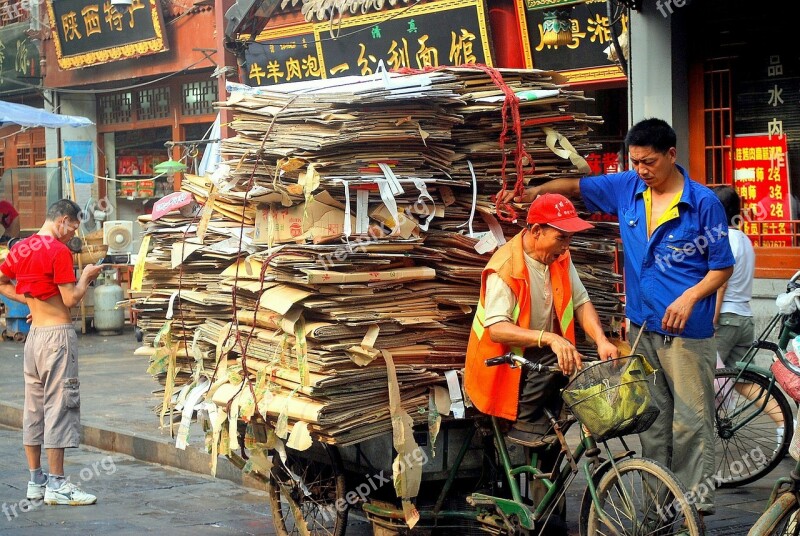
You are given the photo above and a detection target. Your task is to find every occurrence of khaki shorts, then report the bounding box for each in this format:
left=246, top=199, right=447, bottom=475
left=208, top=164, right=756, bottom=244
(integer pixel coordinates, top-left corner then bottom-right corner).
left=23, top=324, right=81, bottom=449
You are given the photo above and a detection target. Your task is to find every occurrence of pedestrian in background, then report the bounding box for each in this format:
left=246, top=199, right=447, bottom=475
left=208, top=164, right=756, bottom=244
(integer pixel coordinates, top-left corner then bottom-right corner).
left=507, top=118, right=734, bottom=516
left=712, top=185, right=755, bottom=368
left=0, top=199, right=102, bottom=506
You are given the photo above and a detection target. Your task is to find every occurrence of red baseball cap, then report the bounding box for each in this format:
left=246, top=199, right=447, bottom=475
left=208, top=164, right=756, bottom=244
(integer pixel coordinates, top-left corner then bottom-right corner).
left=526, top=193, right=594, bottom=233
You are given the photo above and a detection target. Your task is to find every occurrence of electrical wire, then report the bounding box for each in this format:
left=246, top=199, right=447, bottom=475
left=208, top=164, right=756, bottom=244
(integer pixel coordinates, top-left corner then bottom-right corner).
left=0, top=55, right=217, bottom=96
left=68, top=157, right=190, bottom=183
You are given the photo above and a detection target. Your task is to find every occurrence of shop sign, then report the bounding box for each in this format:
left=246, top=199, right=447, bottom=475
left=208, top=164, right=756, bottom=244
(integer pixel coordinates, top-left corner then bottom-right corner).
left=524, top=0, right=587, bottom=8
left=520, top=0, right=625, bottom=84
left=45, top=0, right=168, bottom=70
left=0, top=21, right=41, bottom=94
left=244, top=0, right=493, bottom=86
left=729, top=133, right=794, bottom=247
left=0, top=0, right=29, bottom=24
left=585, top=150, right=620, bottom=175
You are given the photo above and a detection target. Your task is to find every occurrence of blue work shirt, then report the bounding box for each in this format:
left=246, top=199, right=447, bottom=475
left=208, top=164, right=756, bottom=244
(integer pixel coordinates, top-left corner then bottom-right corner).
left=580, top=166, right=734, bottom=339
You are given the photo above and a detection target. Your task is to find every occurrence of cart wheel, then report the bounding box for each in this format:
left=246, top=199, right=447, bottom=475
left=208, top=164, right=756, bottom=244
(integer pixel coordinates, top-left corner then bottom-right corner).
left=1, top=330, right=7, bottom=341
left=268, top=443, right=348, bottom=536
left=13, top=332, right=25, bottom=342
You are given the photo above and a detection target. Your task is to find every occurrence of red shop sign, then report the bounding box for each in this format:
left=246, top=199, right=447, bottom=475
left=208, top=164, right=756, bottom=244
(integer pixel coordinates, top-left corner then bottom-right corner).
left=728, top=134, right=794, bottom=247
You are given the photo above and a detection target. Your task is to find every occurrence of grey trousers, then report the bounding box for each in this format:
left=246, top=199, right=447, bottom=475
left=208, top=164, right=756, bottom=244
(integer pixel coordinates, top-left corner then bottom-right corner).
left=630, top=324, right=717, bottom=514
left=715, top=312, right=755, bottom=368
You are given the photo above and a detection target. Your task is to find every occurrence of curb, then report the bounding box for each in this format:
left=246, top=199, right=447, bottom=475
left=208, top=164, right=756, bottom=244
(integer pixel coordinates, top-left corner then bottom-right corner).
left=0, top=402, right=265, bottom=491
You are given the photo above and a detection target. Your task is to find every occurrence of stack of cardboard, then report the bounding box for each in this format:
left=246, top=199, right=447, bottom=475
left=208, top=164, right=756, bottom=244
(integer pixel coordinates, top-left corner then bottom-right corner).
left=133, top=67, right=624, bottom=457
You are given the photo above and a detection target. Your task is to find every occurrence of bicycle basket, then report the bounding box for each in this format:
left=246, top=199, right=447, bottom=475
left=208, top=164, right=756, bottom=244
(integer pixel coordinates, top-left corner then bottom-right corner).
left=561, top=354, right=660, bottom=441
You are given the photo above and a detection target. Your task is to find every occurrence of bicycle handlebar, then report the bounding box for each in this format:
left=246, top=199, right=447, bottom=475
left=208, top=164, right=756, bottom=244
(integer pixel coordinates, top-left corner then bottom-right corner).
left=754, top=339, right=800, bottom=377
left=484, top=352, right=562, bottom=374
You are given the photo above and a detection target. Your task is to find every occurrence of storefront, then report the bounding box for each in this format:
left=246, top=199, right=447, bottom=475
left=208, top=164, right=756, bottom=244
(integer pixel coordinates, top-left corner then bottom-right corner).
left=0, top=9, right=51, bottom=232
left=225, top=0, right=630, bottom=173
left=94, top=74, right=217, bottom=244
left=38, top=0, right=229, bottom=251
left=683, top=1, right=800, bottom=278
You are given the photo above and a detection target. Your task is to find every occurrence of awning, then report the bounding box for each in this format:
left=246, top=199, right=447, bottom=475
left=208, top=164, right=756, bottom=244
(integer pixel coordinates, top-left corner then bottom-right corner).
left=0, top=100, right=94, bottom=128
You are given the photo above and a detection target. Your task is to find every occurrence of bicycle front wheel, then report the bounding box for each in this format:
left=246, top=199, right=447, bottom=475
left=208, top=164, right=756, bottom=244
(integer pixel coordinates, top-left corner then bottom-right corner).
left=715, top=367, right=793, bottom=487
left=747, top=492, right=800, bottom=535
left=585, top=458, right=702, bottom=536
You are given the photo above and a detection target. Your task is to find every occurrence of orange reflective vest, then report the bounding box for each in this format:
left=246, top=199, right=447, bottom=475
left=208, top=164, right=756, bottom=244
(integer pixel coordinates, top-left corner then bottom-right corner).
left=464, top=231, right=576, bottom=421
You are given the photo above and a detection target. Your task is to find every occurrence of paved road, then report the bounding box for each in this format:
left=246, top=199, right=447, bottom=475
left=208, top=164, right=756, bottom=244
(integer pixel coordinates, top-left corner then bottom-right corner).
left=0, top=327, right=794, bottom=534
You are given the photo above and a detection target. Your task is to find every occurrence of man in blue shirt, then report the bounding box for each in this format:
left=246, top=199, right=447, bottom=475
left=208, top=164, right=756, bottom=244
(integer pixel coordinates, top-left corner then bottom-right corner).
left=509, top=118, right=734, bottom=517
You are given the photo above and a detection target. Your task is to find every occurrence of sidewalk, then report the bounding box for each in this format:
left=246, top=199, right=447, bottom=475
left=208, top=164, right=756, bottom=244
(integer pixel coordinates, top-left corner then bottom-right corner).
left=0, top=326, right=793, bottom=534
left=0, top=424, right=272, bottom=535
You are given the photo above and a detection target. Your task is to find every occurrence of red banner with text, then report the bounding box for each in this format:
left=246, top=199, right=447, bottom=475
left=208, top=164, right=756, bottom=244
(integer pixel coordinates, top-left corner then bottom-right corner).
left=728, top=133, right=793, bottom=247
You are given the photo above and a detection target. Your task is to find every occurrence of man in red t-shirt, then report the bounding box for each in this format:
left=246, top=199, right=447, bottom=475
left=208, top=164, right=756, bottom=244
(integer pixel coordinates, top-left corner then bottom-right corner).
left=0, top=199, right=20, bottom=242
left=0, top=199, right=103, bottom=507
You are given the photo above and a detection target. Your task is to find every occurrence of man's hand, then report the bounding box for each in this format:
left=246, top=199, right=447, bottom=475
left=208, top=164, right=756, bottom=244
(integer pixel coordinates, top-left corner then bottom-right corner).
left=596, top=339, right=620, bottom=361
left=497, top=186, right=540, bottom=204
left=546, top=333, right=583, bottom=375
left=662, top=292, right=698, bottom=334
left=81, top=264, right=103, bottom=282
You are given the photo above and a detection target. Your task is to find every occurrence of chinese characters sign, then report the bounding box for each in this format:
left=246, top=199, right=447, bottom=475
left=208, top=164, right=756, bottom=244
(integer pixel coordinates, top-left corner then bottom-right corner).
left=585, top=150, right=620, bottom=175
left=244, top=0, right=492, bottom=86
left=731, top=134, right=794, bottom=247
left=0, top=22, right=41, bottom=95
left=45, top=0, right=168, bottom=70
left=0, top=0, right=28, bottom=24
left=522, top=0, right=625, bottom=84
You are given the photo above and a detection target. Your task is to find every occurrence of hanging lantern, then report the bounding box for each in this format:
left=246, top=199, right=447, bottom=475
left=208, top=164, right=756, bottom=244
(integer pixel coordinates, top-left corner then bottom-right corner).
left=541, top=9, right=573, bottom=47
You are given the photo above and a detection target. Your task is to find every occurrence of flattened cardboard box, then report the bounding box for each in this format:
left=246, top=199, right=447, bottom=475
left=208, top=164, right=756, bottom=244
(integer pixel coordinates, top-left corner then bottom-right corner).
left=253, top=191, right=355, bottom=244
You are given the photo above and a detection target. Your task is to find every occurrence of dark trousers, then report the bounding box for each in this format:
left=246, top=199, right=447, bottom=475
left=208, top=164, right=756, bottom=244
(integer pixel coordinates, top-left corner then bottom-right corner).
left=518, top=347, right=568, bottom=527
left=517, top=347, right=568, bottom=425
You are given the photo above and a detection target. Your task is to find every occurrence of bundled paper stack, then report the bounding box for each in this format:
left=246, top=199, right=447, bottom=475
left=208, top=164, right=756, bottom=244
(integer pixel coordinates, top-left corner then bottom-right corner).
left=133, top=67, right=624, bottom=455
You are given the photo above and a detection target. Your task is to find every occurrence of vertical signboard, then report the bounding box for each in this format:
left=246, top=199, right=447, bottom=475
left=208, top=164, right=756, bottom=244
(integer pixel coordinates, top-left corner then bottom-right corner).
left=0, top=22, right=41, bottom=94
left=731, top=133, right=794, bottom=247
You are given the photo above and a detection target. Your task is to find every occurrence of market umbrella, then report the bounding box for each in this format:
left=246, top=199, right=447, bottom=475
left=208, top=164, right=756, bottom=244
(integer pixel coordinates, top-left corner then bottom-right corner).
left=0, top=100, right=93, bottom=128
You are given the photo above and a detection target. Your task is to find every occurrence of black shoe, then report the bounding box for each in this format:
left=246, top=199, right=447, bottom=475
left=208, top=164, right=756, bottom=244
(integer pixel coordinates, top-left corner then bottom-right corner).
left=507, top=421, right=558, bottom=448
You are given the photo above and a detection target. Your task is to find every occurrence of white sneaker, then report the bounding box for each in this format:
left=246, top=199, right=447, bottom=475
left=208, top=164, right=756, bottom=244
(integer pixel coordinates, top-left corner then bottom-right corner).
left=26, top=481, right=45, bottom=500
left=44, top=481, right=97, bottom=506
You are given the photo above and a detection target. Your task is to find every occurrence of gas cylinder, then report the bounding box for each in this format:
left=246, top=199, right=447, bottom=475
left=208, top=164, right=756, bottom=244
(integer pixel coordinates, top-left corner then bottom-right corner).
left=93, top=274, right=125, bottom=335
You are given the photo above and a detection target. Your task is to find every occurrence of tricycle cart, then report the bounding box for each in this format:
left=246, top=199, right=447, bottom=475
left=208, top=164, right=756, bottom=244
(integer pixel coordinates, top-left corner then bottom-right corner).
left=265, top=354, right=702, bottom=536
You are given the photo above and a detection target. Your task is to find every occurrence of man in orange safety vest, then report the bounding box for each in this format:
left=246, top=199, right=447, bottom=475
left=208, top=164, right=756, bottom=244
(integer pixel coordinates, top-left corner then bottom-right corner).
left=465, top=193, right=619, bottom=446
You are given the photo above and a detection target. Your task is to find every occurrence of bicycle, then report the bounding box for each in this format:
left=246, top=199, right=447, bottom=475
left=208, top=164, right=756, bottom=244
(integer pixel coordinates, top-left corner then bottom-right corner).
left=714, top=271, right=800, bottom=487
left=267, top=352, right=703, bottom=535
left=745, top=292, right=800, bottom=535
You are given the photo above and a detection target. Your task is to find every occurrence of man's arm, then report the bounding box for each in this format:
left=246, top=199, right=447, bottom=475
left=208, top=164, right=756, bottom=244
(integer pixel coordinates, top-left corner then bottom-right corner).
left=0, top=273, right=25, bottom=304
left=487, top=321, right=583, bottom=375
left=713, top=283, right=727, bottom=326
left=575, top=301, right=619, bottom=360
left=500, top=178, right=582, bottom=203
left=663, top=267, right=733, bottom=334
left=58, top=264, right=103, bottom=308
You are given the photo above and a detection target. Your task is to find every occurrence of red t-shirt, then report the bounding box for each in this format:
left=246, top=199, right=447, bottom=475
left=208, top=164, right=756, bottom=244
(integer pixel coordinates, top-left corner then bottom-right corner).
left=0, top=235, right=76, bottom=300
